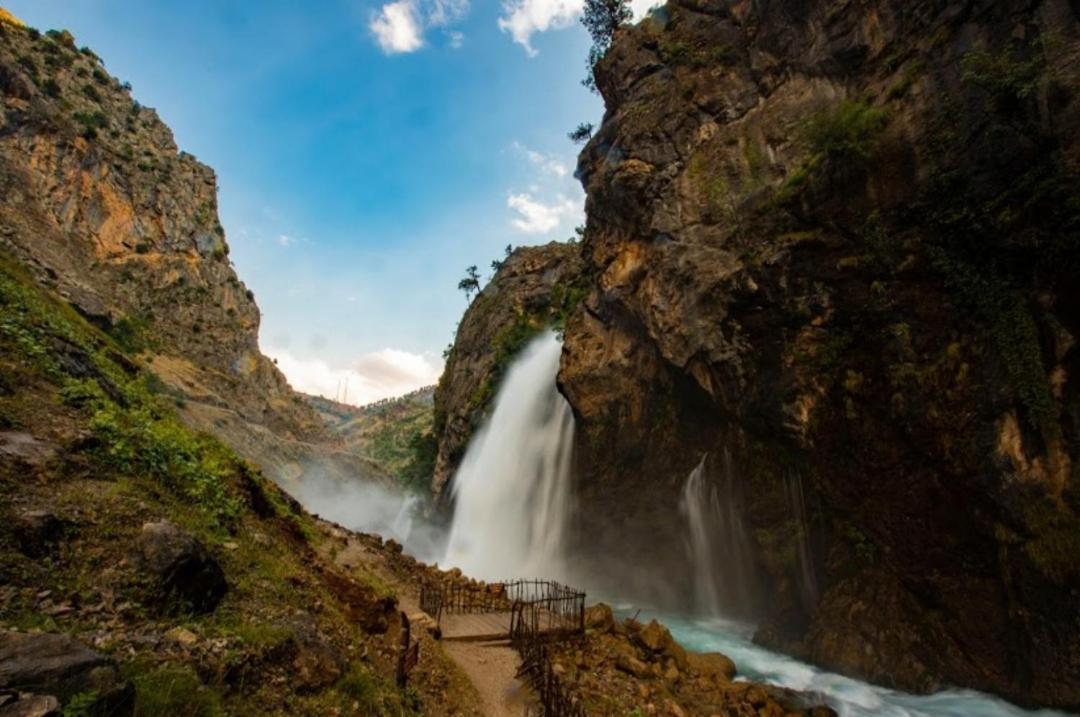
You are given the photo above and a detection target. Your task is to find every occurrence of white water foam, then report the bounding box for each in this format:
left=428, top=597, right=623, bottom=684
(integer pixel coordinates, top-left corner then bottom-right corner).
left=441, top=330, right=574, bottom=581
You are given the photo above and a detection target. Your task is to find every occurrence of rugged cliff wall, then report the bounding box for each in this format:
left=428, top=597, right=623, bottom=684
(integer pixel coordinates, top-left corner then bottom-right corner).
left=433, top=242, right=585, bottom=495
left=0, top=19, right=384, bottom=487
left=554, top=0, right=1080, bottom=708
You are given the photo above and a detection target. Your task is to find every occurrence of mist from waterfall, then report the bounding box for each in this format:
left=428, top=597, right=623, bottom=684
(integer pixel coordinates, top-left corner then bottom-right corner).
left=681, top=449, right=761, bottom=619
left=442, top=331, right=575, bottom=581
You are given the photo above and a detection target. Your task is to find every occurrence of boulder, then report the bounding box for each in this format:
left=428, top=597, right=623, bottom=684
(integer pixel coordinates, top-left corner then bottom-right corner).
left=11, top=511, right=65, bottom=559
left=289, top=618, right=343, bottom=693
left=635, top=619, right=689, bottom=671
left=687, top=651, right=736, bottom=682
left=615, top=654, right=650, bottom=678
left=0, top=692, right=61, bottom=717
left=0, top=632, right=131, bottom=714
left=584, top=603, right=615, bottom=633
left=135, top=521, right=226, bottom=613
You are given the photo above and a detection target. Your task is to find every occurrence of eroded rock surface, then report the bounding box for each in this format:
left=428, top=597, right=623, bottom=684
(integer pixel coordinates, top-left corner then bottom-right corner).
left=553, top=0, right=1080, bottom=707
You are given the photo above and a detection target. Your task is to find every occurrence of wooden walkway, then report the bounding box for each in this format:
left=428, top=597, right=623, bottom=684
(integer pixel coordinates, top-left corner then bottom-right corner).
left=442, top=611, right=514, bottom=643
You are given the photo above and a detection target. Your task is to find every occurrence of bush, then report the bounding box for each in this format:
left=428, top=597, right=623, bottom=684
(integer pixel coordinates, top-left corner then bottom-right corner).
left=802, top=99, right=888, bottom=162
left=81, top=83, right=101, bottom=103
left=88, top=401, right=241, bottom=524
left=45, top=28, right=76, bottom=49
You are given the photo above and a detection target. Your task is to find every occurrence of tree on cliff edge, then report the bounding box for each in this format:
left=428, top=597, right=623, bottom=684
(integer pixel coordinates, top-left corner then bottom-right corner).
left=581, top=0, right=631, bottom=92
left=458, top=265, right=481, bottom=302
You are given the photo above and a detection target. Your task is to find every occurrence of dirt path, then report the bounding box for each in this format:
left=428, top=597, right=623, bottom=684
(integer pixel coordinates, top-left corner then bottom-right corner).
left=441, top=638, right=531, bottom=717
left=330, top=535, right=532, bottom=716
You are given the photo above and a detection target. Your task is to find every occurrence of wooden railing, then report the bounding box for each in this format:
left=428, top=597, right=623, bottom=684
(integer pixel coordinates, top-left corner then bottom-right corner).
left=419, top=578, right=587, bottom=716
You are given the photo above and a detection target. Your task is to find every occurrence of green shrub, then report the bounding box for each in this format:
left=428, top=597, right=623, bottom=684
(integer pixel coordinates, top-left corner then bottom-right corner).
left=88, top=402, right=241, bottom=524
left=45, top=28, right=76, bottom=49
left=334, top=663, right=408, bottom=715
left=81, top=83, right=101, bottom=102
left=108, top=315, right=153, bottom=353
left=803, top=99, right=888, bottom=162
left=62, top=691, right=98, bottom=717
left=59, top=378, right=107, bottom=409
left=73, top=110, right=108, bottom=139
left=961, top=43, right=1046, bottom=104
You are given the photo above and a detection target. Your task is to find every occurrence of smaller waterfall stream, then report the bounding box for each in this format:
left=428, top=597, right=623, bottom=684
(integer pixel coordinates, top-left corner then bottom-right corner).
left=680, top=449, right=760, bottom=618
left=442, top=331, right=574, bottom=581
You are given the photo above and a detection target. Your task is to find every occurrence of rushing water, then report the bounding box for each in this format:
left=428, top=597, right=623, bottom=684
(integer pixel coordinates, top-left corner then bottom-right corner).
left=433, top=331, right=1072, bottom=717
left=636, top=611, right=1072, bottom=717
left=442, top=330, right=575, bottom=581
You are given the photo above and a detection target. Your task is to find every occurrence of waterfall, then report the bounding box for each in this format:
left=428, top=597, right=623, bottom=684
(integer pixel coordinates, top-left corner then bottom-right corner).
left=681, top=449, right=760, bottom=618
left=785, top=470, right=819, bottom=611
left=442, top=331, right=575, bottom=581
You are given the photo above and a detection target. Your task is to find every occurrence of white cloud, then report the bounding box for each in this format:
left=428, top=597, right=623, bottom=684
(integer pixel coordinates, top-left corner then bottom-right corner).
left=269, top=348, right=443, bottom=406
left=498, top=0, right=657, bottom=55
left=277, top=234, right=294, bottom=247
left=507, top=193, right=577, bottom=234
left=497, top=0, right=583, bottom=56
left=428, top=0, right=469, bottom=27
left=513, top=141, right=568, bottom=177
left=370, top=0, right=424, bottom=54
left=370, top=0, right=469, bottom=54
left=448, top=30, right=465, bottom=48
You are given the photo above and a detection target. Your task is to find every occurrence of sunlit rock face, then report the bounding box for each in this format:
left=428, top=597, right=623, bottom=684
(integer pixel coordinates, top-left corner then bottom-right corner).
left=550, top=0, right=1080, bottom=708
left=0, top=22, right=383, bottom=489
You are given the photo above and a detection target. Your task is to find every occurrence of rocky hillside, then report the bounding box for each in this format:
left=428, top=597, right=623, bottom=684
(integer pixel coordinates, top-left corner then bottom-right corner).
left=436, top=0, right=1080, bottom=709
left=306, top=388, right=436, bottom=491
left=0, top=240, right=491, bottom=715
left=0, top=13, right=386, bottom=491
left=433, top=242, right=586, bottom=495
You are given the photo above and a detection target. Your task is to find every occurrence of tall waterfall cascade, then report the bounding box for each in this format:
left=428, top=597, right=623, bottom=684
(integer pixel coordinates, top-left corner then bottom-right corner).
left=442, top=331, right=575, bottom=581
left=681, top=449, right=761, bottom=618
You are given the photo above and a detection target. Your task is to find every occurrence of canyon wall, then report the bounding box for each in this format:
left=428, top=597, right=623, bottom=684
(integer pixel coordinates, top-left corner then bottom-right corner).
left=436, top=0, right=1080, bottom=708
left=0, top=20, right=384, bottom=487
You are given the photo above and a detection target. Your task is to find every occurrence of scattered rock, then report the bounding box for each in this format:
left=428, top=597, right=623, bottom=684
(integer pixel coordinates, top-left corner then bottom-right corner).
left=810, top=707, right=839, bottom=717
left=135, top=521, right=226, bottom=613
left=290, top=618, right=343, bottom=692
left=584, top=603, right=615, bottom=633
left=615, top=654, right=650, bottom=678
left=0, top=632, right=131, bottom=714
left=0, top=691, right=61, bottom=717
left=687, top=651, right=736, bottom=682
left=0, top=433, right=57, bottom=468
left=635, top=619, right=688, bottom=671
left=11, top=511, right=65, bottom=559
left=164, top=627, right=198, bottom=648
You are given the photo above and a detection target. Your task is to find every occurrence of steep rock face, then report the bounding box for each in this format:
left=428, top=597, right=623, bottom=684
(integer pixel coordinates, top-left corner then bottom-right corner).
left=433, top=242, right=585, bottom=495
left=0, top=19, right=351, bottom=482
left=559, top=0, right=1080, bottom=708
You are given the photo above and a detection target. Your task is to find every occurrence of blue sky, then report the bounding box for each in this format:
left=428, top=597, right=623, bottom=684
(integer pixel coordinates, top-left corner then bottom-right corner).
left=4, top=0, right=644, bottom=403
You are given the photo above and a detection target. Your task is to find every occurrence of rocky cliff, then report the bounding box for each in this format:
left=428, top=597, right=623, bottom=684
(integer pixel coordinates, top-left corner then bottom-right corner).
left=434, top=0, right=1080, bottom=709
left=433, top=242, right=586, bottom=495
left=560, top=0, right=1080, bottom=708
left=0, top=16, right=385, bottom=488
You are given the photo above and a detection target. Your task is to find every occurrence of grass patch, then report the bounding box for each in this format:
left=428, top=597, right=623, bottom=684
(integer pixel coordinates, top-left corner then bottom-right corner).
left=127, top=665, right=224, bottom=717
